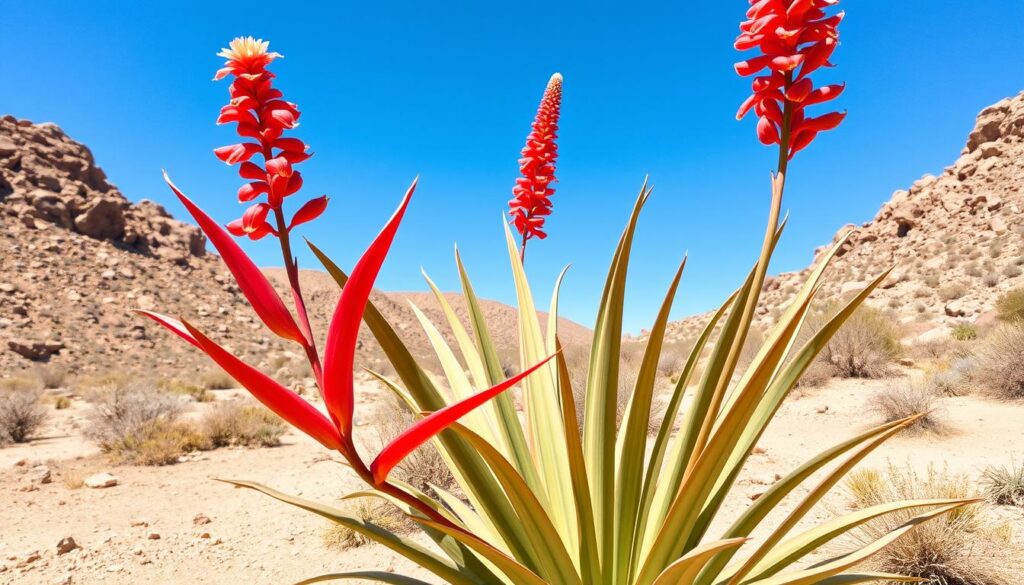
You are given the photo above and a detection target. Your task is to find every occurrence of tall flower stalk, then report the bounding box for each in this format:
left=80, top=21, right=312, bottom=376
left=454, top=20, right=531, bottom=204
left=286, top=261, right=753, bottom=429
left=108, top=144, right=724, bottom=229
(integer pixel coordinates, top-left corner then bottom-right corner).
left=509, top=73, right=563, bottom=262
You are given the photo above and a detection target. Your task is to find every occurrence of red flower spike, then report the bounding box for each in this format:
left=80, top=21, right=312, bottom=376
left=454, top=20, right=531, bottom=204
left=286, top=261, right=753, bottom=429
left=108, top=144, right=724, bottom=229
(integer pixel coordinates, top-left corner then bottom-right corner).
left=163, top=171, right=306, bottom=345
left=322, top=180, right=416, bottom=434
left=213, top=37, right=322, bottom=238
left=370, top=353, right=558, bottom=486
left=735, top=0, right=845, bottom=160
left=509, top=73, right=562, bottom=254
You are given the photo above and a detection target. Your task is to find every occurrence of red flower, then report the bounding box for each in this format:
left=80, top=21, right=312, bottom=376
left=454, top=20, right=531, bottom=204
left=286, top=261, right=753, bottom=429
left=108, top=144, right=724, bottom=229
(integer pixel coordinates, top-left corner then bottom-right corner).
left=213, top=37, right=324, bottom=237
left=509, top=73, right=562, bottom=257
left=735, top=0, right=846, bottom=160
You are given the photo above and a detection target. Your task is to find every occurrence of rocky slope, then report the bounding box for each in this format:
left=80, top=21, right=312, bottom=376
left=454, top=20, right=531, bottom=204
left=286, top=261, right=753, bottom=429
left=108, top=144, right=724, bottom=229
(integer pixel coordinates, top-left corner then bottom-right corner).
left=664, top=91, right=1024, bottom=345
left=0, top=116, right=589, bottom=382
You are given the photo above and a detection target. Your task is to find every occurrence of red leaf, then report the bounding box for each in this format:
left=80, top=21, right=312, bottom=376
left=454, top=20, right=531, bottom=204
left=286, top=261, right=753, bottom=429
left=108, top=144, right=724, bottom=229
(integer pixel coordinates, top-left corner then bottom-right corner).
left=144, top=312, right=344, bottom=451
left=322, top=179, right=416, bottom=434
left=163, top=171, right=306, bottom=346
left=135, top=310, right=201, bottom=350
left=370, top=353, right=557, bottom=486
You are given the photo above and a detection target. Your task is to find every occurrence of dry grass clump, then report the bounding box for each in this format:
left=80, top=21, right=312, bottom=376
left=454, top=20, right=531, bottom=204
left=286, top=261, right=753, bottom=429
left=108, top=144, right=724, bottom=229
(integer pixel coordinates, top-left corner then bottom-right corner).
left=868, top=382, right=945, bottom=435
left=657, top=339, right=689, bottom=379
left=927, top=358, right=974, bottom=397
left=938, top=282, right=968, bottom=301
left=322, top=498, right=412, bottom=551
left=1002, top=264, right=1022, bottom=279
left=981, top=462, right=1024, bottom=508
left=795, top=359, right=834, bottom=389
left=201, top=400, right=286, bottom=448
left=995, top=287, right=1024, bottom=322
left=198, top=368, right=236, bottom=390
left=85, top=384, right=204, bottom=465
left=971, top=323, right=1024, bottom=399
left=32, top=364, right=68, bottom=389
left=372, top=396, right=458, bottom=497
left=950, top=324, right=978, bottom=342
left=158, top=378, right=215, bottom=403
left=846, top=464, right=1014, bottom=585
left=813, top=304, right=901, bottom=378
left=0, top=384, right=48, bottom=444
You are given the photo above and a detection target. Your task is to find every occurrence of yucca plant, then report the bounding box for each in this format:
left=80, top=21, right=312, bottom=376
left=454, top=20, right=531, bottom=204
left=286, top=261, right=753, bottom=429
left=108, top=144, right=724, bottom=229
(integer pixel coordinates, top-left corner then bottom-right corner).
left=143, top=4, right=976, bottom=583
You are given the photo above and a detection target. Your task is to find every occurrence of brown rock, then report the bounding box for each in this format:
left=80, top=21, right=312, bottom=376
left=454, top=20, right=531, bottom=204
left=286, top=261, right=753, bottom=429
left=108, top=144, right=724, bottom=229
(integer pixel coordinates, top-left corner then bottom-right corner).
left=74, top=197, right=125, bottom=240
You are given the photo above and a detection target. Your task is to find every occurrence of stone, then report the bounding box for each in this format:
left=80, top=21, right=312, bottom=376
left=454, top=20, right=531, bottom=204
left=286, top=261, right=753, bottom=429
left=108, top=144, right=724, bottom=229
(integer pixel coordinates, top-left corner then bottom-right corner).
left=25, top=465, right=52, bottom=484
left=56, top=537, right=78, bottom=555
left=74, top=198, right=125, bottom=240
left=84, top=473, right=118, bottom=489
left=193, top=514, right=212, bottom=526
left=7, top=338, right=64, bottom=361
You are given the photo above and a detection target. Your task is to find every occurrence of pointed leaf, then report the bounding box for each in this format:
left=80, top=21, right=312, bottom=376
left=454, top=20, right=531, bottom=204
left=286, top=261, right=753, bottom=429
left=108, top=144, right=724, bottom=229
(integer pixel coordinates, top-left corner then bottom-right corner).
left=141, top=312, right=343, bottom=451
left=163, top=171, right=305, bottom=345
left=371, top=353, right=556, bottom=485
left=293, top=572, right=436, bottom=585
left=323, top=179, right=415, bottom=435
left=650, top=538, right=747, bottom=585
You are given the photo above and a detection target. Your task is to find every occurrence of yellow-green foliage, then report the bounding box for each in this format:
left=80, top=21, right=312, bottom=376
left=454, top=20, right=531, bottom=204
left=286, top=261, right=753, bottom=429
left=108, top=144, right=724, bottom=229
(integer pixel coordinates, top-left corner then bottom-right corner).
left=996, top=287, right=1024, bottom=322
left=231, top=190, right=968, bottom=585
left=202, top=400, right=287, bottom=448
left=158, top=378, right=215, bottom=402
left=951, top=324, right=978, bottom=341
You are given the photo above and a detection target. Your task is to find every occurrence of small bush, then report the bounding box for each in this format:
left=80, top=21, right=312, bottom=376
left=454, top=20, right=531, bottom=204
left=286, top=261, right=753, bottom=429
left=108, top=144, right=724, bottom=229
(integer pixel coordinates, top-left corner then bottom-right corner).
left=33, top=364, right=68, bottom=389
left=995, top=287, right=1024, bottom=322
left=951, top=324, right=978, bottom=341
left=914, top=287, right=931, bottom=299
left=927, top=359, right=974, bottom=397
left=814, top=304, right=901, bottom=378
left=847, top=464, right=1013, bottom=585
left=924, top=273, right=941, bottom=288
left=158, top=379, right=214, bottom=402
left=202, top=400, right=286, bottom=448
left=372, top=397, right=458, bottom=496
left=323, top=498, right=412, bottom=550
left=796, top=360, right=834, bottom=389
left=198, top=368, right=235, bottom=390
left=0, top=386, right=48, bottom=443
left=0, top=376, right=43, bottom=392
left=85, top=384, right=201, bottom=464
left=869, top=382, right=944, bottom=435
left=1003, top=264, right=1022, bottom=279
left=53, top=395, right=72, bottom=410
left=972, top=324, right=1024, bottom=399
left=983, top=273, right=1000, bottom=288
left=981, top=462, right=1024, bottom=507
left=938, top=282, right=967, bottom=301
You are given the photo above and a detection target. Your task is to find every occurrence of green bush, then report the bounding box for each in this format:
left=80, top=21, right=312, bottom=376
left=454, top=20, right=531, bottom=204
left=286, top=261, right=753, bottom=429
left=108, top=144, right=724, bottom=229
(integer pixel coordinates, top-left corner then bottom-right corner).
left=951, top=324, right=978, bottom=341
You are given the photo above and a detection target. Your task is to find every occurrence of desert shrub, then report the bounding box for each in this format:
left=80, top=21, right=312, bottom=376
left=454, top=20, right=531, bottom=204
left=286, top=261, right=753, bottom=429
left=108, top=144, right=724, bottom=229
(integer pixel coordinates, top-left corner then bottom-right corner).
left=982, top=273, right=1000, bottom=288
left=0, top=376, right=43, bottom=392
left=202, top=400, right=286, bottom=447
left=814, top=304, right=901, bottom=378
left=796, top=359, right=833, bottom=389
left=938, top=282, right=967, bottom=301
left=656, top=340, right=689, bottom=378
left=927, top=359, right=974, bottom=397
left=995, top=287, right=1024, bottom=322
left=372, top=396, right=457, bottom=496
left=158, top=378, right=214, bottom=402
left=323, top=498, right=412, bottom=550
left=847, top=464, right=1013, bottom=585
left=869, top=382, right=945, bottom=435
left=972, top=323, right=1024, bottom=399
left=73, top=371, right=132, bottom=392
left=915, top=301, right=927, bottom=313
left=1002, top=264, right=1022, bottom=279
left=887, top=297, right=901, bottom=309
left=53, top=395, right=71, bottom=410
left=198, top=368, right=235, bottom=390
left=914, top=287, right=932, bottom=299
left=85, top=384, right=203, bottom=464
left=33, top=364, right=67, bottom=389
left=951, top=324, right=978, bottom=341
left=1014, top=254, right=1024, bottom=267
left=924, top=273, right=941, bottom=288
left=981, top=462, right=1024, bottom=507
left=0, top=386, right=48, bottom=443
left=965, top=262, right=982, bottom=278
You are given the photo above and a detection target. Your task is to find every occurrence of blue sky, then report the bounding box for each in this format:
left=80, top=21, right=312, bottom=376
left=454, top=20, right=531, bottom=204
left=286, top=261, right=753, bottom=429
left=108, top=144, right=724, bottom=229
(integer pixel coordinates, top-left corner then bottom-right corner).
left=2, top=1, right=1022, bottom=332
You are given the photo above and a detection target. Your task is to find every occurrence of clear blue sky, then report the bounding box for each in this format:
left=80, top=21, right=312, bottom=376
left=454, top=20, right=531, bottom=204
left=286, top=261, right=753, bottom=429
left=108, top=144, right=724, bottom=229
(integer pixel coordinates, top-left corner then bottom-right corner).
left=2, top=1, right=1022, bottom=332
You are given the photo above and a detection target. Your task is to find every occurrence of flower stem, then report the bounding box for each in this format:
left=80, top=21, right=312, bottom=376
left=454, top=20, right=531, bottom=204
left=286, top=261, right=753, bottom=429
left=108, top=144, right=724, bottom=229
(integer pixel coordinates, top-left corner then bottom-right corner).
left=273, top=207, right=324, bottom=390
left=519, top=231, right=528, bottom=264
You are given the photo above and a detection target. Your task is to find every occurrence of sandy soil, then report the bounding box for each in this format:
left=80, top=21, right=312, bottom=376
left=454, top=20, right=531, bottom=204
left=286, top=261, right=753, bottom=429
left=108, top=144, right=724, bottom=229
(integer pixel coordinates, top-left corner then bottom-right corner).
left=3, top=373, right=1024, bottom=585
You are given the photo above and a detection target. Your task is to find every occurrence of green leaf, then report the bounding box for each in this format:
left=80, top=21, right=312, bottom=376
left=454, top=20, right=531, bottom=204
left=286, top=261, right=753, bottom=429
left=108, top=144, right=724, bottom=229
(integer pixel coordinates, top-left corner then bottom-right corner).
left=293, top=571, right=437, bottom=585
left=220, top=479, right=477, bottom=585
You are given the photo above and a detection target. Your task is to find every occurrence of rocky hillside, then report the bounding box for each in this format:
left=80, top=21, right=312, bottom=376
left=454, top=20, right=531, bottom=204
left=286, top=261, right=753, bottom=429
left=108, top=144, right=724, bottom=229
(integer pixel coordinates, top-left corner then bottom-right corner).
left=664, top=91, right=1024, bottom=345
left=0, top=116, right=589, bottom=383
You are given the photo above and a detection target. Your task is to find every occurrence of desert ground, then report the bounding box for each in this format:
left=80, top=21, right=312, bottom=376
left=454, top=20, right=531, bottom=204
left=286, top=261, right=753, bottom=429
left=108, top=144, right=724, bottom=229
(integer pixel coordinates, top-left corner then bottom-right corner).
left=3, top=366, right=1024, bottom=585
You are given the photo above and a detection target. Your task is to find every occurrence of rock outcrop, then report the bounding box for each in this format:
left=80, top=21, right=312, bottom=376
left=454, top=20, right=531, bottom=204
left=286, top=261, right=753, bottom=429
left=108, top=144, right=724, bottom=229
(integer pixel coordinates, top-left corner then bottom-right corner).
left=664, top=91, right=1024, bottom=345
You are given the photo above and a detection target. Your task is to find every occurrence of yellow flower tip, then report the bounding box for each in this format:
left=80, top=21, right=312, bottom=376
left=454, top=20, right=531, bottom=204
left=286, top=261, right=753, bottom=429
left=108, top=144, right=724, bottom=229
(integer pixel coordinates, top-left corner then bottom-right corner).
left=217, top=36, right=283, bottom=62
